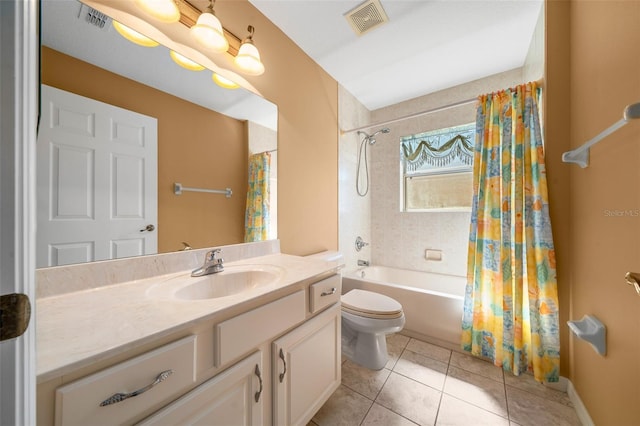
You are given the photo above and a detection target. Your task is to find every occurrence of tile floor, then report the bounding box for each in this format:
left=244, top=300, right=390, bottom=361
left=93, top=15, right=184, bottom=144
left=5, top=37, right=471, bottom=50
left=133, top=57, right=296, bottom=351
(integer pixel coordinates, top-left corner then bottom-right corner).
left=310, top=334, right=582, bottom=426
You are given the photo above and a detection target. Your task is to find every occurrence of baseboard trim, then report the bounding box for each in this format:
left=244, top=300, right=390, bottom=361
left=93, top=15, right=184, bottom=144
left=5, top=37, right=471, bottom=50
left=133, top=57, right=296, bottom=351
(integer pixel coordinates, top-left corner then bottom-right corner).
left=567, top=379, right=594, bottom=426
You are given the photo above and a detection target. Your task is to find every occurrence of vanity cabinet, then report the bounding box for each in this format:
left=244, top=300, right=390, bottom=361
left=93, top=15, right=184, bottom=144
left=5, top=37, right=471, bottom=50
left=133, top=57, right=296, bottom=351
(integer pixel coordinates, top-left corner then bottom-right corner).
left=38, top=272, right=342, bottom=426
left=273, top=303, right=341, bottom=426
left=138, top=351, right=264, bottom=426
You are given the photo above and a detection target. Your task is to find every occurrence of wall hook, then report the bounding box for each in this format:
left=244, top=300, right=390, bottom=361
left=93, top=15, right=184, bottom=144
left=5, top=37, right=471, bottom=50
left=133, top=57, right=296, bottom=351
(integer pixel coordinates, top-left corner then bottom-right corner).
left=567, top=315, right=606, bottom=356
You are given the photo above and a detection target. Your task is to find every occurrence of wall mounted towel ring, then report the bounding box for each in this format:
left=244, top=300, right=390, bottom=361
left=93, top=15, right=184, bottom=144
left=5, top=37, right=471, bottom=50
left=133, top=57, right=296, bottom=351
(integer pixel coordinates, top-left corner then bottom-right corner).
left=562, top=102, right=640, bottom=168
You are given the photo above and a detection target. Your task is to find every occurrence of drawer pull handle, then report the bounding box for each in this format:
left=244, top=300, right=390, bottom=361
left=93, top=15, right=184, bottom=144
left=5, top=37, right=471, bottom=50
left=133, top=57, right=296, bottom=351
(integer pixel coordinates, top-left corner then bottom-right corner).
left=99, top=369, right=173, bottom=407
left=278, top=348, right=287, bottom=383
left=321, top=287, right=336, bottom=297
left=254, top=364, right=263, bottom=403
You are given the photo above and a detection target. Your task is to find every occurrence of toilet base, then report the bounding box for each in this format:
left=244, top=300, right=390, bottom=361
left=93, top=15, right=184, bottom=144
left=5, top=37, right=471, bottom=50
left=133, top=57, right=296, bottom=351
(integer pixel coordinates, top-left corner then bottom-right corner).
left=341, top=322, right=392, bottom=370
left=340, top=304, right=405, bottom=371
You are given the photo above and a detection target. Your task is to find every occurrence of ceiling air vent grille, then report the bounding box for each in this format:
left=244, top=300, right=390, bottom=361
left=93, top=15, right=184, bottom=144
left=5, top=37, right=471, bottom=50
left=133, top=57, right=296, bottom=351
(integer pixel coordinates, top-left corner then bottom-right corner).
left=344, top=0, right=389, bottom=36
left=77, top=4, right=111, bottom=31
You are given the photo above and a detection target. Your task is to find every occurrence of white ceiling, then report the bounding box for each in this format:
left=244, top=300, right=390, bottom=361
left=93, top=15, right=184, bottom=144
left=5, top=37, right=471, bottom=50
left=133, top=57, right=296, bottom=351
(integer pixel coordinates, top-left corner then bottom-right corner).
left=249, top=0, right=543, bottom=110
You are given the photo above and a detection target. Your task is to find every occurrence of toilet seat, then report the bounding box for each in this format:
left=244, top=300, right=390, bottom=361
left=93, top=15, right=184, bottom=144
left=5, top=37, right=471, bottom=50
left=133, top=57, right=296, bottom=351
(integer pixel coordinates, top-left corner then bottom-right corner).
left=341, top=289, right=403, bottom=319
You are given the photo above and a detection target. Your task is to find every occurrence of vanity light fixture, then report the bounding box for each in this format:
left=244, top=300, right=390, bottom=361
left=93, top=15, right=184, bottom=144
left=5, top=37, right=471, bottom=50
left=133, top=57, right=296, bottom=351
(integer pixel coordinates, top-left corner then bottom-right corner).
left=169, top=50, right=205, bottom=71
left=112, top=21, right=159, bottom=47
left=212, top=73, right=240, bottom=89
left=190, top=0, right=229, bottom=53
left=234, top=26, right=265, bottom=76
left=134, top=0, right=180, bottom=23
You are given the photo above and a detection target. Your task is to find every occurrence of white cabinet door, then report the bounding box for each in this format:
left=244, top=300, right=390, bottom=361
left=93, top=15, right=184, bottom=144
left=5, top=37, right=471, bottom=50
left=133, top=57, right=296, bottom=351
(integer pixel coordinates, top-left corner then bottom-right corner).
left=137, top=351, right=264, bottom=426
left=272, top=304, right=341, bottom=426
left=36, top=85, right=158, bottom=267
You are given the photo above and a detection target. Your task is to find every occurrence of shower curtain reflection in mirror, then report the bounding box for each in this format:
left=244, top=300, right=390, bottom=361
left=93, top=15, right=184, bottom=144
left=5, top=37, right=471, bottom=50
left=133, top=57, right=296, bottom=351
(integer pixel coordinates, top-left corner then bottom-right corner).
left=244, top=151, right=271, bottom=242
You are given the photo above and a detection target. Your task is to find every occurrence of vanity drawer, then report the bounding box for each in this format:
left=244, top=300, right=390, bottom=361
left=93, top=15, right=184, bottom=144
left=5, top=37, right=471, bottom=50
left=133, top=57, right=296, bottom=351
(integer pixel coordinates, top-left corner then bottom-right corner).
left=309, top=274, right=341, bottom=314
left=216, top=290, right=305, bottom=367
left=54, top=335, right=197, bottom=426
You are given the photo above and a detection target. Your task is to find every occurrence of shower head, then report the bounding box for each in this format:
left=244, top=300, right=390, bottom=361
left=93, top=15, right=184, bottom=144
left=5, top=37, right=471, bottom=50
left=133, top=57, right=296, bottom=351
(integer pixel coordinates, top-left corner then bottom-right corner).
left=358, top=127, right=391, bottom=145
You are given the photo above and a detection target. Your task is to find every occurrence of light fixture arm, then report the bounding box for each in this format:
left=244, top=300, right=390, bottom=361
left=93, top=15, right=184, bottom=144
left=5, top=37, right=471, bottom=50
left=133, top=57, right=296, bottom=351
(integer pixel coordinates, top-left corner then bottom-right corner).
left=243, top=25, right=255, bottom=43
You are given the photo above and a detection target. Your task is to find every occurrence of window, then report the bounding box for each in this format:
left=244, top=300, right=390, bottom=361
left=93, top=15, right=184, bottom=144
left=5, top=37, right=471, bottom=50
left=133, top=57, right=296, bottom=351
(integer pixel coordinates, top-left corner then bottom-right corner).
left=400, top=123, right=475, bottom=212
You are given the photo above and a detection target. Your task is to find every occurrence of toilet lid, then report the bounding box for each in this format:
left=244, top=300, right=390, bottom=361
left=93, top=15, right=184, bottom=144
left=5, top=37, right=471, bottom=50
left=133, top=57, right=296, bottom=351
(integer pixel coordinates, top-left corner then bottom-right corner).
left=341, top=289, right=403, bottom=319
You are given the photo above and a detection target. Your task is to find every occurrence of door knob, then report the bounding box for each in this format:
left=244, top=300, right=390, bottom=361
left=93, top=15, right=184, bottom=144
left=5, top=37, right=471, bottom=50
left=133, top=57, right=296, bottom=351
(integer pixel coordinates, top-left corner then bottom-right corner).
left=140, top=224, right=155, bottom=232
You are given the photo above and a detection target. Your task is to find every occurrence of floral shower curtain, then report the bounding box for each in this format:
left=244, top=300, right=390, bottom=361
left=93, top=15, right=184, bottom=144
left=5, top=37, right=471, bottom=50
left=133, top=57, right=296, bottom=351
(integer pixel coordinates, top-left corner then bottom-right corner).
left=244, top=152, right=270, bottom=242
left=462, top=82, right=560, bottom=383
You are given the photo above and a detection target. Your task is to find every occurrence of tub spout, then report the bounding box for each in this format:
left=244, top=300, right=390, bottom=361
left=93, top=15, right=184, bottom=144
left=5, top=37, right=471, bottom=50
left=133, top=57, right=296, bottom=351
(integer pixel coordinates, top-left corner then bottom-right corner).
left=357, top=259, right=370, bottom=267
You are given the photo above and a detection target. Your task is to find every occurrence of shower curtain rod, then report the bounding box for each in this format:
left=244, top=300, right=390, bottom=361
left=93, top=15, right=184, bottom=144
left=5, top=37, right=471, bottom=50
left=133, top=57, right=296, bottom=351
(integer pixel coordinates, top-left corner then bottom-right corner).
left=340, top=97, right=476, bottom=135
left=341, top=79, right=546, bottom=135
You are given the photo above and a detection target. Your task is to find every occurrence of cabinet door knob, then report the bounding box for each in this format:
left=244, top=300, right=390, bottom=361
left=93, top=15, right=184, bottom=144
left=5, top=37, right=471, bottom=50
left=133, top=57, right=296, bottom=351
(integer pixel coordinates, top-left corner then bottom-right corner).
left=254, top=364, right=263, bottom=403
left=99, top=369, right=173, bottom=406
left=278, top=348, right=287, bottom=383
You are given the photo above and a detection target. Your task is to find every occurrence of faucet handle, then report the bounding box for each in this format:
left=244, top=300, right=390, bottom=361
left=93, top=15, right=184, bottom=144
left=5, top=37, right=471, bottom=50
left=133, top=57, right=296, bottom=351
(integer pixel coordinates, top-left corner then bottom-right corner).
left=207, top=249, right=223, bottom=263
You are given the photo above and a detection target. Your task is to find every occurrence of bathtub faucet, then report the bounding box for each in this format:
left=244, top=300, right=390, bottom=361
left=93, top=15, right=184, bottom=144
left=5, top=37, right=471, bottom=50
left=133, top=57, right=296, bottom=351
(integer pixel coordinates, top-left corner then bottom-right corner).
left=357, top=260, right=370, bottom=267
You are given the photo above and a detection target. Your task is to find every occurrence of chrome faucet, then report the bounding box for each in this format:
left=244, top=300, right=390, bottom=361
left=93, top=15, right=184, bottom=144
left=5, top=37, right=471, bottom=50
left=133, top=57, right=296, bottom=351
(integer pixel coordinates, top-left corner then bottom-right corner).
left=191, top=249, right=224, bottom=277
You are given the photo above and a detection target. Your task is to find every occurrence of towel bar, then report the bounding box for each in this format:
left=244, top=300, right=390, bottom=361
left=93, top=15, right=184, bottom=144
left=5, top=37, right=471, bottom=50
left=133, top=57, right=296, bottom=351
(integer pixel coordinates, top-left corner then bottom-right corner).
left=173, top=183, right=232, bottom=198
left=562, top=102, right=640, bottom=168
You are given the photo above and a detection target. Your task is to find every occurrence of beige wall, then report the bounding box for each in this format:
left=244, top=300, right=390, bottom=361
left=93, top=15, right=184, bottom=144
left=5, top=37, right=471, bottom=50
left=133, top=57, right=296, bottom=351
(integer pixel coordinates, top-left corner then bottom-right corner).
left=216, top=1, right=339, bottom=256
left=41, top=47, right=247, bottom=253
left=549, top=1, right=640, bottom=423
left=545, top=0, right=573, bottom=391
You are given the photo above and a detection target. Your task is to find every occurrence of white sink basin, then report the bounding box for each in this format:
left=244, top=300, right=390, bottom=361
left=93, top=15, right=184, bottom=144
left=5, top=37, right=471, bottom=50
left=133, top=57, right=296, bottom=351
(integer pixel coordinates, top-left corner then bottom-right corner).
left=147, top=265, right=284, bottom=301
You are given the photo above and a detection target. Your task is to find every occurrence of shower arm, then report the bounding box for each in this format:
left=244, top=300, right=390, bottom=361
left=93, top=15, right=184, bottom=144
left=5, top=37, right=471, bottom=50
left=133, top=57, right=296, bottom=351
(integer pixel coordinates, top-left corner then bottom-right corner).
left=562, top=102, right=640, bottom=168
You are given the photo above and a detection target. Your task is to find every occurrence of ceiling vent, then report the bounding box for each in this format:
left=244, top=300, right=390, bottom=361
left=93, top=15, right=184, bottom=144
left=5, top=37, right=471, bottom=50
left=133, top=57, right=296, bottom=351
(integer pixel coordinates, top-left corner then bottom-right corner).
left=77, top=4, right=111, bottom=31
left=344, top=0, right=389, bottom=36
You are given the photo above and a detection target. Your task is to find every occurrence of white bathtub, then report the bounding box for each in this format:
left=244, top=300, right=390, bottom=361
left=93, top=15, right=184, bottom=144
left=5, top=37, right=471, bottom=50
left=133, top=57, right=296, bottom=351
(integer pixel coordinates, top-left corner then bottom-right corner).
left=341, top=266, right=466, bottom=347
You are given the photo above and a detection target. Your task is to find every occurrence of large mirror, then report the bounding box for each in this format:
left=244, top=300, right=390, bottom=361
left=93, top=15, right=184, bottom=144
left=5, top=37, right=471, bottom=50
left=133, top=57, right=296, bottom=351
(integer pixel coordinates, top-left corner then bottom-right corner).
left=38, top=0, right=278, bottom=268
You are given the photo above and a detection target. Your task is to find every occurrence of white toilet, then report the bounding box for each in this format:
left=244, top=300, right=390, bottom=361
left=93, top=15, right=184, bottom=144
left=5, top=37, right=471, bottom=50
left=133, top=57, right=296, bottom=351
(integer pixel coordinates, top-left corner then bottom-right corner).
left=341, top=289, right=405, bottom=370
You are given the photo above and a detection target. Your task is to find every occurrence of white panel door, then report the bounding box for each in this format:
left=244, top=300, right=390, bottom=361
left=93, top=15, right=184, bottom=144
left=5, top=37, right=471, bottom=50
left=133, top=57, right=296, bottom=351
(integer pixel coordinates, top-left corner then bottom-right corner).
left=36, top=85, right=157, bottom=267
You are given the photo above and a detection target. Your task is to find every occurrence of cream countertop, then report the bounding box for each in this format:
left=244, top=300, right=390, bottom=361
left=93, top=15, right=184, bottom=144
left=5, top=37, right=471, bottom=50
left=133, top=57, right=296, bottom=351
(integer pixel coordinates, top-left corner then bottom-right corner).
left=36, top=253, right=340, bottom=383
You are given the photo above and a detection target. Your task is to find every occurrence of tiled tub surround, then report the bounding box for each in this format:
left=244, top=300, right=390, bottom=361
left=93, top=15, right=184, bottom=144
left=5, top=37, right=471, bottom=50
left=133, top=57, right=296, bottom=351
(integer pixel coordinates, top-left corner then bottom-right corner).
left=36, top=240, right=342, bottom=382
left=312, top=335, right=582, bottom=426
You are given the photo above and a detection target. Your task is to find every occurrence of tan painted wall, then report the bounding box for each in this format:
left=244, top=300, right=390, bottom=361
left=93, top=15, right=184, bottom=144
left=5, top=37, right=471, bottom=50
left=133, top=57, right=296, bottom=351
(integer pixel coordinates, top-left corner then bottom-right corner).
left=215, top=1, right=339, bottom=256
left=566, top=1, right=640, bottom=423
left=41, top=47, right=247, bottom=253
left=545, top=0, right=573, bottom=383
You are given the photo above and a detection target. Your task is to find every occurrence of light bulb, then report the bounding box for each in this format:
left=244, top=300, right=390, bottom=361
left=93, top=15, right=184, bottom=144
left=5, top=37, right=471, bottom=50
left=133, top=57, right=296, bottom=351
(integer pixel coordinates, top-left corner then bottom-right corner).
left=212, top=73, right=239, bottom=89
left=169, top=51, right=205, bottom=71
left=190, top=5, right=228, bottom=52
left=235, top=40, right=264, bottom=76
left=112, top=21, right=159, bottom=47
left=134, top=0, right=180, bottom=23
